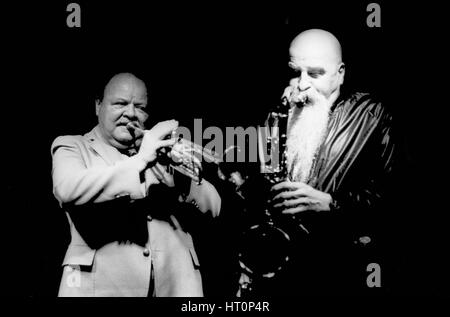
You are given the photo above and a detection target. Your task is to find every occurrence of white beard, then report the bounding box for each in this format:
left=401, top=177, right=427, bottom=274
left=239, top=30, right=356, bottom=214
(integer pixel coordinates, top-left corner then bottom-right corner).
left=286, top=98, right=330, bottom=182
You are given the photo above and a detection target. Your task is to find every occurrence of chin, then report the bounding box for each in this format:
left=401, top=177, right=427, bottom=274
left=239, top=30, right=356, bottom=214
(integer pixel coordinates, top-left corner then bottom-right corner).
left=114, top=131, right=133, bottom=143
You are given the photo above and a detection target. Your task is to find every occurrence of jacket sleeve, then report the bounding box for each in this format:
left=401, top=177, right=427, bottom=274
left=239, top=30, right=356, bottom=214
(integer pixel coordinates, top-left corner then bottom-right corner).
left=51, top=135, right=146, bottom=206
left=186, top=179, right=222, bottom=217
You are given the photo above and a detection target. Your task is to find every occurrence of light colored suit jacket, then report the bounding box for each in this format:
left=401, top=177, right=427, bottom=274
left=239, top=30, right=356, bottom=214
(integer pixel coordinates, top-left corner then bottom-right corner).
left=51, top=126, right=221, bottom=297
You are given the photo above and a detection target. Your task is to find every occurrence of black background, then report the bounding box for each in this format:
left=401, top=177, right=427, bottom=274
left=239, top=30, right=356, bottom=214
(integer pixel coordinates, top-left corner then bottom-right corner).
left=3, top=1, right=447, bottom=298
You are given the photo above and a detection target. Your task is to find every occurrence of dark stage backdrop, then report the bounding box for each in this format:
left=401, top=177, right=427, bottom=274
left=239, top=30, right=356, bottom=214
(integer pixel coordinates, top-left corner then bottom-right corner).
left=3, top=1, right=447, bottom=297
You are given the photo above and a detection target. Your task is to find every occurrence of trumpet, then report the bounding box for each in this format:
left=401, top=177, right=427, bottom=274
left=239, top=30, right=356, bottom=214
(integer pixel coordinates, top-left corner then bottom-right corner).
left=126, top=122, right=223, bottom=184
left=167, top=136, right=223, bottom=184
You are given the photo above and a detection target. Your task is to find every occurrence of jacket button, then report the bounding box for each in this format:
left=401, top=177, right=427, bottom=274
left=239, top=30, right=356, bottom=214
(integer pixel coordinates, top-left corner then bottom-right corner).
left=147, top=215, right=152, bottom=221
left=143, top=248, right=150, bottom=257
left=354, top=236, right=372, bottom=246
left=359, top=236, right=371, bottom=245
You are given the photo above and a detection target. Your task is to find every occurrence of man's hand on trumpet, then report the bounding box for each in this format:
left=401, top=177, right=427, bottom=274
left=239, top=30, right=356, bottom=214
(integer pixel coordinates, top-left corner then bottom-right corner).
left=126, top=119, right=179, bottom=169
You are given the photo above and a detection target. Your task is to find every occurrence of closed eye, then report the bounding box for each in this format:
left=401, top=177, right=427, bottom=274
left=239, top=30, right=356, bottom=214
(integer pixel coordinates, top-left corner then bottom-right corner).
left=307, top=68, right=325, bottom=78
left=308, top=72, right=321, bottom=78
left=287, top=68, right=301, bottom=79
left=134, top=103, right=147, bottom=110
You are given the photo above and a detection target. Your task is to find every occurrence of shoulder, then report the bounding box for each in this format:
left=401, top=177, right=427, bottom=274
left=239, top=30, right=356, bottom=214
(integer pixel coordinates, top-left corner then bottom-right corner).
left=51, top=127, right=97, bottom=154
left=339, top=92, right=391, bottom=121
left=51, top=134, right=88, bottom=155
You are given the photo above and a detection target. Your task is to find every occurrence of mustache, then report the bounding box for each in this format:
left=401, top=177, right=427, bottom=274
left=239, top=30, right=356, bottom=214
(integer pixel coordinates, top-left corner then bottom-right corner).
left=289, top=90, right=310, bottom=106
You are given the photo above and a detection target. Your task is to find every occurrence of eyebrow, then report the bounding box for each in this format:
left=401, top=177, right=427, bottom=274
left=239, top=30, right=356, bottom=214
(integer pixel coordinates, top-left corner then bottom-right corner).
left=111, top=97, right=130, bottom=103
left=288, top=63, right=326, bottom=76
left=306, top=67, right=326, bottom=74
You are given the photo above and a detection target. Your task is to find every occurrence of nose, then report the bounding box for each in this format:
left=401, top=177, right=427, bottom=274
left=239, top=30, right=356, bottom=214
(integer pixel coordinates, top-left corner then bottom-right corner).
left=123, top=103, right=137, bottom=118
left=297, top=72, right=310, bottom=92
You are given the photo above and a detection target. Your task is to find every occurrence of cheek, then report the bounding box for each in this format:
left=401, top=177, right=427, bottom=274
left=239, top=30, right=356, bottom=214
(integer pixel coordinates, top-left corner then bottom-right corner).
left=315, top=78, right=338, bottom=97
left=102, top=111, right=123, bottom=130
left=329, top=74, right=341, bottom=89
left=137, top=113, right=149, bottom=125
left=107, top=110, right=125, bottom=126
left=311, top=80, right=328, bottom=95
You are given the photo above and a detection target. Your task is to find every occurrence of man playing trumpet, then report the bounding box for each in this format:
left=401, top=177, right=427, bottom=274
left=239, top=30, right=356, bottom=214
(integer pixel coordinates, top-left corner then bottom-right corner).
left=51, top=72, right=221, bottom=297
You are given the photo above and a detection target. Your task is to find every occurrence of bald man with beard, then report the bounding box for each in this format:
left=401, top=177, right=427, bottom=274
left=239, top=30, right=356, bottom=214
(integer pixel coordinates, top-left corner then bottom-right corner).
left=51, top=73, right=221, bottom=296
left=239, top=29, right=397, bottom=296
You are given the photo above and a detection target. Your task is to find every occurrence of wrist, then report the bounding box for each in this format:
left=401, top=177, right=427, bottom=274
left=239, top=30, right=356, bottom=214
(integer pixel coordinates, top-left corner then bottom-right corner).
left=329, top=195, right=341, bottom=212
left=130, top=154, right=148, bottom=172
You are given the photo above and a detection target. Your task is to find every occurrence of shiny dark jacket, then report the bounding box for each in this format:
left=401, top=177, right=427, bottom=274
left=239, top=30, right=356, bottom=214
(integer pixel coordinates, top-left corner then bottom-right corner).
left=305, top=92, right=397, bottom=246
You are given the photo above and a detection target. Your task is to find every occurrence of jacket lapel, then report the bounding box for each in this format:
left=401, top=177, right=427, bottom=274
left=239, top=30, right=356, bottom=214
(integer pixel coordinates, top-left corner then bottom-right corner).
left=84, top=126, right=123, bottom=165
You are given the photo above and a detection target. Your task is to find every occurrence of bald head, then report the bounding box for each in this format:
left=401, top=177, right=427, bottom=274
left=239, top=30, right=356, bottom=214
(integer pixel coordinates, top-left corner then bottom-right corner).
left=289, top=29, right=342, bottom=65
left=103, top=73, right=147, bottom=102
left=287, top=29, right=345, bottom=106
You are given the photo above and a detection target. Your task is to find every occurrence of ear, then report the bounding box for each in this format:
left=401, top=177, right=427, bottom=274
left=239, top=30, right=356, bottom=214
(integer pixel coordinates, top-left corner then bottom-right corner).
left=338, top=62, right=345, bottom=85
left=95, top=99, right=101, bottom=116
